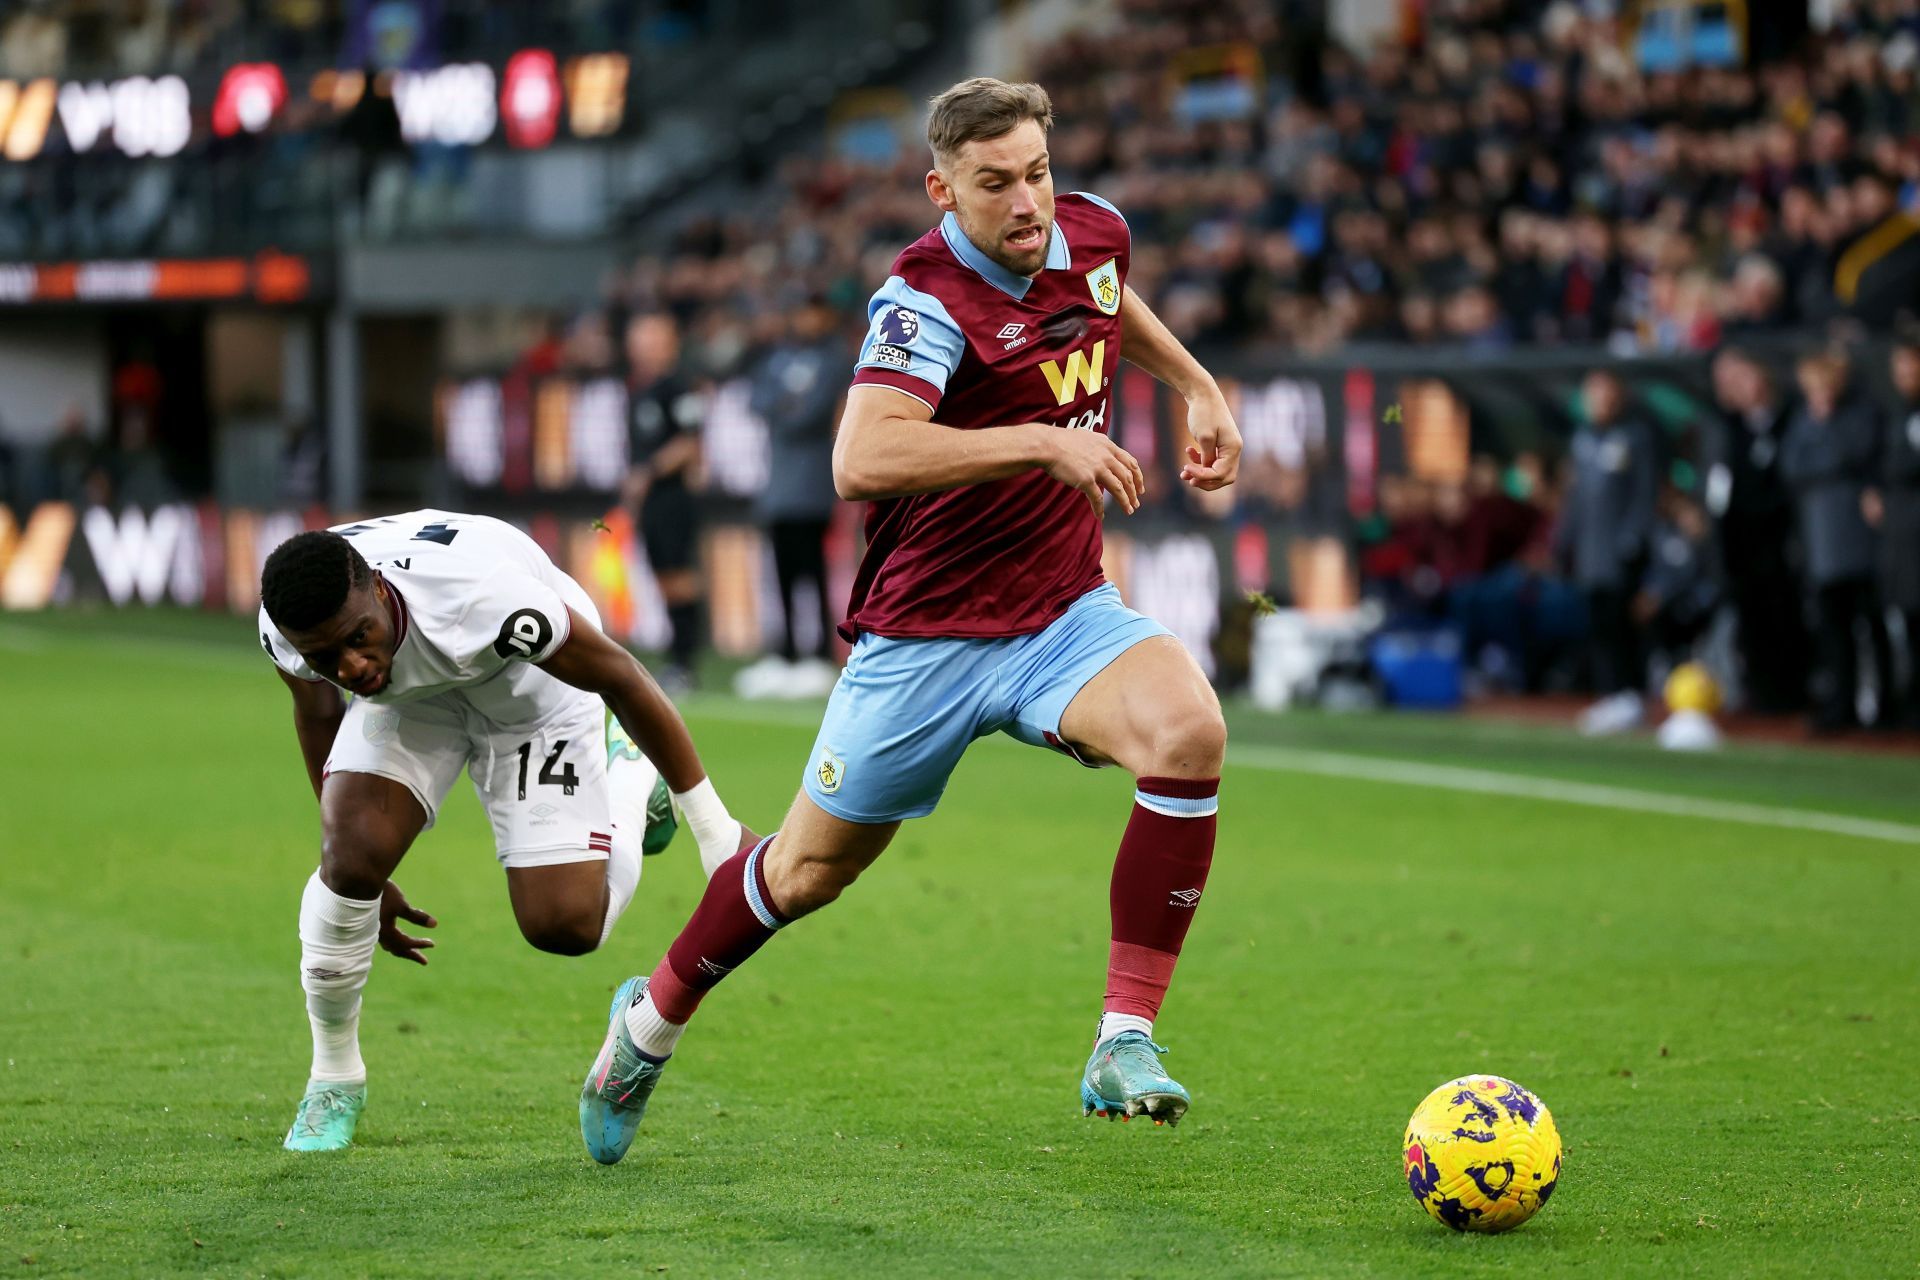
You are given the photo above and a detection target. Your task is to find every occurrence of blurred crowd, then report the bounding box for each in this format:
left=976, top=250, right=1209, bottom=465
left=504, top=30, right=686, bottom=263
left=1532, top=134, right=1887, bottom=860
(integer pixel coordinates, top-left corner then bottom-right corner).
left=7, top=0, right=1916, bottom=727
left=0, top=0, right=682, bottom=80
left=1055, top=0, right=1920, bottom=354
left=572, top=0, right=1918, bottom=376
left=1358, top=337, right=1920, bottom=733
left=14, top=0, right=1909, bottom=365
left=0, top=350, right=181, bottom=515
left=513, top=0, right=1920, bottom=722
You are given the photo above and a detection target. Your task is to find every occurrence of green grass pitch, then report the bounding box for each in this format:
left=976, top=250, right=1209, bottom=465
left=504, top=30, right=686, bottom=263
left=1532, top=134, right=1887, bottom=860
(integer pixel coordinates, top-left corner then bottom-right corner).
left=1, top=610, right=1916, bottom=1277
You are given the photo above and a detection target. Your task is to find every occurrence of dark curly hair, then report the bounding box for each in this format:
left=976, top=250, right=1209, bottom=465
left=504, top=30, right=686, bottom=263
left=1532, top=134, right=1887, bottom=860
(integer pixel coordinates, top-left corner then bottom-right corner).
left=261, top=531, right=373, bottom=632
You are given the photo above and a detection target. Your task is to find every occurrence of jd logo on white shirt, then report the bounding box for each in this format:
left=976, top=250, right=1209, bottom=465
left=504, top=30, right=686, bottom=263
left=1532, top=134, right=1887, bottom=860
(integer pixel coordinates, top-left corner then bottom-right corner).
left=494, top=608, right=554, bottom=660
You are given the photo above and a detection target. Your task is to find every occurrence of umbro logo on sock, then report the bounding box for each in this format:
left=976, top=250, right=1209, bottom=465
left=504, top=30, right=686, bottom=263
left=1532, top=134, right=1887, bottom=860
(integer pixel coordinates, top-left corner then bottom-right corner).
left=697, top=956, right=733, bottom=977
left=305, top=966, right=346, bottom=980
left=1168, top=888, right=1203, bottom=908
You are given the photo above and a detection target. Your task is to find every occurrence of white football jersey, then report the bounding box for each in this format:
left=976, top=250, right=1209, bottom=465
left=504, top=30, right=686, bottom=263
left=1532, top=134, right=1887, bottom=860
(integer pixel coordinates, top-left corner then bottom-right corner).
left=259, top=510, right=600, bottom=726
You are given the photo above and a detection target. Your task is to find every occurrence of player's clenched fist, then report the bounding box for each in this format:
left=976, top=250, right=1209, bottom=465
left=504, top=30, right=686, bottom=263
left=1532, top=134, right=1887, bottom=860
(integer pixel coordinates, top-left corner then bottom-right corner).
left=1037, top=427, right=1147, bottom=515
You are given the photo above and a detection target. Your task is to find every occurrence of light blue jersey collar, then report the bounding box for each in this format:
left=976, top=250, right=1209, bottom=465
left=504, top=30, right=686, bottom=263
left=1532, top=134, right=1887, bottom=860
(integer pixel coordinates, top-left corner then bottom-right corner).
left=939, top=212, right=1070, bottom=300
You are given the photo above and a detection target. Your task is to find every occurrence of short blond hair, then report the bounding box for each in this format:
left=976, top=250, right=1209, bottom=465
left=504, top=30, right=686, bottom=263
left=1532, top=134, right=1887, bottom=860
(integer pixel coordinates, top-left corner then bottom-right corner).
left=1796, top=349, right=1850, bottom=392
left=927, top=77, right=1053, bottom=168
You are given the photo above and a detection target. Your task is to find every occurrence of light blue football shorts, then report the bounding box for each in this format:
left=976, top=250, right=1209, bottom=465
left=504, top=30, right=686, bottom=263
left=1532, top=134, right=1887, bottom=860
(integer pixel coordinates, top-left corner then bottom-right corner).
left=801, top=583, right=1171, bottom=824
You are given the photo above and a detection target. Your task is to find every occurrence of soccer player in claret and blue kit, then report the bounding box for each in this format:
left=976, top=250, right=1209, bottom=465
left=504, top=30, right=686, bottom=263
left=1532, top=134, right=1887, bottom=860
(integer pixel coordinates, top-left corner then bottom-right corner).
left=581, top=77, right=1243, bottom=1163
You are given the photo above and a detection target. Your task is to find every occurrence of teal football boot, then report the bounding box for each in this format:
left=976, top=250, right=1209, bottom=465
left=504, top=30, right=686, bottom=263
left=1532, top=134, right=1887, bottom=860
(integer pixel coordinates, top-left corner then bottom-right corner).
left=1081, top=1031, right=1190, bottom=1126
left=283, top=1079, right=367, bottom=1151
left=642, top=774, right=676, bottom=856
left=607, top=715, right=678, bottom=856
left=579, top=976, right=672, bottom=1165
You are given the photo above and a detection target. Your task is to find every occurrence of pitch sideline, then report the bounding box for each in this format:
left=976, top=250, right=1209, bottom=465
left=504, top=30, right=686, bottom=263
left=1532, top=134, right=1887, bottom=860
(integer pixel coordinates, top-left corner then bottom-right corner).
left=1227, top=744, right=1920, bottom=846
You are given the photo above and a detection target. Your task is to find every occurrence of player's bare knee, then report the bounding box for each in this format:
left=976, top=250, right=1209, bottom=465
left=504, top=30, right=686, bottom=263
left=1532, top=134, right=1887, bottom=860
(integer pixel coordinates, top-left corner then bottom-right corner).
left=519, top=911, right=601, bottom=956
left=1152, top=702, right=1228, bottom=777
left=318, top=817, right=399, bottom=901
left=524, top=926, right=599, bottom=956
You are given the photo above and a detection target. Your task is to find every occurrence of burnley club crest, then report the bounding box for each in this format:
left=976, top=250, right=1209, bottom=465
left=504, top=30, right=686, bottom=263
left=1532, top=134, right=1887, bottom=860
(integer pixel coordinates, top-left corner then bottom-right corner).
left=1085, top=258, right=1120, bottom=315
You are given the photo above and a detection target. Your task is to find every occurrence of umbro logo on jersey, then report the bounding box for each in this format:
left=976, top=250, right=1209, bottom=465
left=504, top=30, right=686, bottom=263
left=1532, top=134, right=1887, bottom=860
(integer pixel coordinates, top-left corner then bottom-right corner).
left=997, top=323, right=1024, bottom=340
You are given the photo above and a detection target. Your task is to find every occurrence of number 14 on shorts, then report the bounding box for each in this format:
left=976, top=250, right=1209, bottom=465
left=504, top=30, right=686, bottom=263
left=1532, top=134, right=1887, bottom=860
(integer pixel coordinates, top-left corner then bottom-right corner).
left=517, top=740, right=579, bottom=797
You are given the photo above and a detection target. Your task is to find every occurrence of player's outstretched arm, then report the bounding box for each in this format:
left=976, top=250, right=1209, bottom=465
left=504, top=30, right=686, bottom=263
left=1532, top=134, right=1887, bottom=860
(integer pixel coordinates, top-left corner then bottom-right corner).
left=541, top=607, right=745, bottom=872
left=539, top=608, right=709, bottom=792
left=834, top=384, right=1145, bottom=514
left=279, top=668, right=344, bottom=801
left=1118, top=284, right=1241, bottom=491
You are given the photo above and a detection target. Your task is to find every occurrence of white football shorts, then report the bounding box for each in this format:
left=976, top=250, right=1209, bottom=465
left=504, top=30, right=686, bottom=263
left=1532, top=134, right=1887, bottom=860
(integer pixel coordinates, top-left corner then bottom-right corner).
left=324, top=688, right=613, bottom=869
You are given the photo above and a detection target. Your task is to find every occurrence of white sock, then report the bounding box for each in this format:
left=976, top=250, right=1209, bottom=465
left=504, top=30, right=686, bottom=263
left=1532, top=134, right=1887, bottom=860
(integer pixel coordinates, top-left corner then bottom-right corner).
left=309, top=1011, right=362, bottom=1082
left=672, top=776, right=742, bottom=880
left=623, top=989, right=686, bottom=1061
left=1096, top=1012, right=1154, bottom=1047
left=599, top=750, right=655, bottom=945
left=298, top=871, right=380, bottom=1083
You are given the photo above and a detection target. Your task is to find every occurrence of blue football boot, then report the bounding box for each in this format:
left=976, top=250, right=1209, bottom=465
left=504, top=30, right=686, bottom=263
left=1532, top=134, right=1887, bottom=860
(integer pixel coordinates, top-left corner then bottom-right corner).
left=579, top=976, right=671, bottom=1164
left=1081, top=1031, right=1190, bottom=1126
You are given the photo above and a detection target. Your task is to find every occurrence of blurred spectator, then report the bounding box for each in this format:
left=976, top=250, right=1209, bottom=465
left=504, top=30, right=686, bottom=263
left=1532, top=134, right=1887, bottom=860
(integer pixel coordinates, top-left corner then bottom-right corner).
left=339, top=66, right=404, bottom=233
left=280, top=412, right=327, bottom=507
left=1441, top=455, right=1582, bottom=692
left=1701, top=346, right=1809, bottom=713
left=1358, top=474, right=1435, bottom=610
left=622, top=312, right=705, bottom=690
left=1781, top=350, right=1894, bottom=731
left=47, top=405, right=106, bottom=507
left=1721, top=256, right=1790, bottom=335
left=1458, top=453, right=1546, bottom=573
left=110, top=405, right=179, bottom=510
left=1557, top=370, right=1661, bottom=734
left=738, top=295, right=844, bottom=697
left=1634, top=488, right=1721, bottom=680
left=1554, top=214, right=1622, bottom=345
left=0, top=8, right=65, bottom=78
left=1868, top=330, right=1920, bottom=727
left=1641, top=268, right=1722, bottom=353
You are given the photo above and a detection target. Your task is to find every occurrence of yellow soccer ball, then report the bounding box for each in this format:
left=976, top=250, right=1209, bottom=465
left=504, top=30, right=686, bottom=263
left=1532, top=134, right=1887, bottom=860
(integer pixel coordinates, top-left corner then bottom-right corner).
left=1402, top=1075, right=1562, bottom=1233
left=1664, top=662, right=1721, bottom=715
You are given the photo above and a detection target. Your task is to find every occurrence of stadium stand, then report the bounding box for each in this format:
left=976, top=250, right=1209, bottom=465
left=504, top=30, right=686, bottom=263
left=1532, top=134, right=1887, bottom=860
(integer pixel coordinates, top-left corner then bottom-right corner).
left=1, top=0, right=1915, bottom=732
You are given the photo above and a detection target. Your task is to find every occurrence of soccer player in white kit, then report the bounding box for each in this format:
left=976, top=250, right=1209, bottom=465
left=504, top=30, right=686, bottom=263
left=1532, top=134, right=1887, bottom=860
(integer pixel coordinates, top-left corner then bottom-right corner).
left=257, top=510, right=755, bottom=1151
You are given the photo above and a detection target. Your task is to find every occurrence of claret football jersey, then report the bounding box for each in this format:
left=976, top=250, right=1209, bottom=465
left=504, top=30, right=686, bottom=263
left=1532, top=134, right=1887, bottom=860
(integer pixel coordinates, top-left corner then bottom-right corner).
left=258, top=509, right=598, bottom=726
left=844, top=191, right=1131, bottom=640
